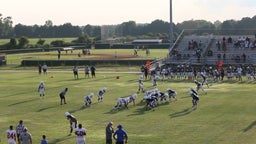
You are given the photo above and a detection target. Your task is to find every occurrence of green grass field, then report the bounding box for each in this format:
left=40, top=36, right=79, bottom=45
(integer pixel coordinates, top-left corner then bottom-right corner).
left=5, top=49, right=169, bottom=66
left=1, top=70, right=256, bottom=144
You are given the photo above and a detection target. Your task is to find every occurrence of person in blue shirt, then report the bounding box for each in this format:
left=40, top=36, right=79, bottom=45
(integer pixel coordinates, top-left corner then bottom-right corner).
left=41, top=135, right=47, bottom=144
left=113, top=124, right=128, bottom=144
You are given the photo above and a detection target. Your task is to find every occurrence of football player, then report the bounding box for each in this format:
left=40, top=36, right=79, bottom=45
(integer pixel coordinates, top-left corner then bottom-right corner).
left=98, top=87, right=107, bottom=102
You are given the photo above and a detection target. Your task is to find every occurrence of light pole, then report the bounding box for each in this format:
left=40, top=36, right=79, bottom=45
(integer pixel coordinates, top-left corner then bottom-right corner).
left=169, top=0, right=174, bottom=51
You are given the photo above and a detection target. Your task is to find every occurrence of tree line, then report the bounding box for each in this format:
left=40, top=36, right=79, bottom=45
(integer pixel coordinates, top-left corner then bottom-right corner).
left=0, top=13, right=256, bottom=49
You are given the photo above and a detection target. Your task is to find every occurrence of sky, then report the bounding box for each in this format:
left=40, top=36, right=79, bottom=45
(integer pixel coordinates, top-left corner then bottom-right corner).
left=1, top=0, right=256, bottom=26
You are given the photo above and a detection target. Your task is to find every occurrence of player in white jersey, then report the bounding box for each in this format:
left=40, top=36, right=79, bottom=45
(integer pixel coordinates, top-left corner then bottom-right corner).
left=75, top=124, right=86, bottom=144
left=7, top=125, right=16, bottom=144
left=190, top=87, right=199, bottom=110
left=84, top=93, right=94, bottom=106
left=97, top=87, right=107, bottom=102
left=194, top=80, right=207, bottom=94
left=113, top=97, right=125, bottom=110
left=65, top=112, right=78, bottom=135
left=137, top=79, right=144, bottom=93
left=38, top=81, right=45, bottom=98
left=123, top=93, right=137, bottom=109
left=166, top=88, right=177, bottom=102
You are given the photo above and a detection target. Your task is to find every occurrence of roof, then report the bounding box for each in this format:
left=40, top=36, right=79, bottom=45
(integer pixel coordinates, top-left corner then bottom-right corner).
left=132, top=39, right=162, bottom=43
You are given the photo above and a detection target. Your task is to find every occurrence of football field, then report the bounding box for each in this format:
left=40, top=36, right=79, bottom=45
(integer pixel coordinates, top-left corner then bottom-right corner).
left=0, top=71, right=256, bottom=144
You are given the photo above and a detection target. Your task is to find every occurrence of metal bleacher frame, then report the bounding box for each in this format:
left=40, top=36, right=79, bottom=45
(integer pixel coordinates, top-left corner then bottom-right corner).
left=159, top=29, right=256, bottom=67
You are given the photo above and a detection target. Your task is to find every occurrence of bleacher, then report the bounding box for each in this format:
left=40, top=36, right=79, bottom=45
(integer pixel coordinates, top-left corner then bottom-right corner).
left=164, top=32, right=256, bottom=66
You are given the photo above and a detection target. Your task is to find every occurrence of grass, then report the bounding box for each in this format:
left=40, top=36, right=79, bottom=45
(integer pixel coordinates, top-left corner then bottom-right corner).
left=1, top=49, right=256, bottom=143
left=0, top=71, right=256, bottom=144
left=5, top=49, right=169, bottom=66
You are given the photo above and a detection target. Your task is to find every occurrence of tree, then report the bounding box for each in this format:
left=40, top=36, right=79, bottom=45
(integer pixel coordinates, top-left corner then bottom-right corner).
left=50, top=40, right=65, bottom=47
left=37, top=38, right=45, bottom=45
left=0, top=14, right=13, bottom=38
left=120, top=21, right=137, bottom=36
left=18, top=36, right=29, bottom=48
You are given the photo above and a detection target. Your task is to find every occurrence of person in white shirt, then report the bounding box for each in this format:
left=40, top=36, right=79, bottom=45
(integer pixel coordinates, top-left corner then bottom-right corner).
left=75, top=124, right=86, bottom=144
left=16, top=120, right=25, bottom=143
left=236, top=66, right=243, bottom=81
left=7, top=125, right=16, bottom=144
left=42, top=63, right=47, bottom=75
left=38, top=81, right=45, bottom=98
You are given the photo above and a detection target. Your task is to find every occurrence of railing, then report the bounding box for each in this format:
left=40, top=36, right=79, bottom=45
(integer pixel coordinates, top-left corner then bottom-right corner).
left=164, top=57, right=256, bottom=66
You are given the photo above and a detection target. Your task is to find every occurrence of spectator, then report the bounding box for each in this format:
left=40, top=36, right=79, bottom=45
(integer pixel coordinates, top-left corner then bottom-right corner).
left=41, top=135, right=47, bottom=144
left=16, top=120, right=25, bottom=143
left=38, top=64, right=42, bottom=75
left=42, top=63, right=47, bottom=75
left=223, top=53, right=226, bottom=61
left=90, top=66, right=96, bottom=78
left=57, top=49, right=61, bottom=60
left=242, top=53, right=246, bottom=62
left=113, top=124, right=128, bottom=144
left=146, top=48, right=150, bottom=56
left=19, top=127, right=32, bottom=144
left=73, top=66, right=79, bottom=80
left=84, top=65, right=90, bottom=78
left=106, top=122, right=114, bottom=144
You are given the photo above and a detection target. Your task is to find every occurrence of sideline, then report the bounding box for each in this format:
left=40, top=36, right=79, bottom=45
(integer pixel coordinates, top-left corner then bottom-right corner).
left=0, top=69, right=140, bottom=74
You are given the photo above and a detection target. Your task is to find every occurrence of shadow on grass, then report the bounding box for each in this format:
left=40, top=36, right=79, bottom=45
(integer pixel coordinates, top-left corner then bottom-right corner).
left=37, top=105, right=59, bottom=112
left=110, top=107, right=129, bottom=114
left=67, top=101, right=102, bottom=114
left=127, top=107, right=147, bottom=116
left=243, top=120, right=256, bottom=132
left=48, top=134, right=72, bottom=144
left=8, top=98, right=38, bottom=106
left=72, top=76, right=116, bottom=82
left=69, top=105, right=91, bottom=114
left=169, top=108, right=193, bottom=118
left=0, top=89, right=37, bottom=98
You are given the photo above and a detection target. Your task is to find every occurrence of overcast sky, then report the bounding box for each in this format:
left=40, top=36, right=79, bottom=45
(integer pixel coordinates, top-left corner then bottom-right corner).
left=1, top=0, right=256, bottom=26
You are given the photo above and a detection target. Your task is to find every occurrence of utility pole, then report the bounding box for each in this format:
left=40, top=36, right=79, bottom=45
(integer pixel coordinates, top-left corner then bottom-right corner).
left=169, top=0, right=174, bottom=51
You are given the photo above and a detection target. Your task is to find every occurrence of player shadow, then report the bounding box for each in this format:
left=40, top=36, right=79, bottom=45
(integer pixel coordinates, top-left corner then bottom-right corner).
left=68, top=105, right=90, bottom=114
left=127, top=107, right=147, bottom=116
left=68, top=102, right=99, bottom=114
left=179, top=96, right=191, bottom=99
left=127, top=79, right=138, bottom=83
left=8, top=98, right=38, bottom=106
left=48, top=134, right=72, bottom=144
left=136, top=101, right=147, bottom=106
left=169, top=108, right=193, bottom=118
left=37, top=105, right=59, bottom=112
left=0, top=90, right=35, bottom=98
left=106, top=106, right=130, bottom=114
left=243, top=120, right=256, bottom=132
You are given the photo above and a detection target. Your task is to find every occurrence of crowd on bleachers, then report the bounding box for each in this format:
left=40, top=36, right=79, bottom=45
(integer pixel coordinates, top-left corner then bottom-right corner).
left=170, top=35, right=256, bottom=65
